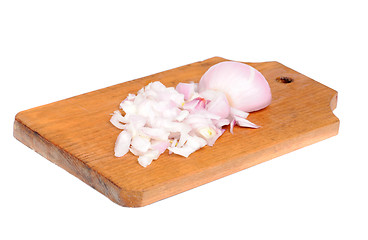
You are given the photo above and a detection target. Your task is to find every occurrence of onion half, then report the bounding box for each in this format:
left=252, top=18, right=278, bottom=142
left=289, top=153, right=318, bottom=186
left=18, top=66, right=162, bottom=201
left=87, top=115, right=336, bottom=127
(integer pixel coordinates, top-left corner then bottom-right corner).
left=199, top=61, right=272, bottom=112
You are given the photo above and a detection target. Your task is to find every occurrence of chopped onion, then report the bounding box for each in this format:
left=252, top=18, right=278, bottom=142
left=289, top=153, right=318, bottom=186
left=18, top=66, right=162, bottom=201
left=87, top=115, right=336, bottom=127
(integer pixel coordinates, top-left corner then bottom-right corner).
left=182, top=97, right=207, bottom=112
left=140, top=127, right=170, bottom=141
left=151, top=140, right=170, bottom=154
left=233, top=116, right=260, bottom=128
left=168, top=135, right=207, bottom=158
left=110, top=111, right=126, bottom=129
left=138, top=150, right=160, bottom=167
left=111, top=61, right=271, bottom=167
left=131, top=135, right=151, bottom=153
left=176, top=82, right=195, bottom=101
left=114, top=131, right=131, bottom=157
left=176, top=110, right=190, bottom=122
left=199, top=90, right=230, bottom=118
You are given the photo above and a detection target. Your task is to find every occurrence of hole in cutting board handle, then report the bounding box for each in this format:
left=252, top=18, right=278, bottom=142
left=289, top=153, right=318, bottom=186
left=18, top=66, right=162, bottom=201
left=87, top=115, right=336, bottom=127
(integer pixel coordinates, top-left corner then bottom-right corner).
left=276, top=76, right=294, bottom=83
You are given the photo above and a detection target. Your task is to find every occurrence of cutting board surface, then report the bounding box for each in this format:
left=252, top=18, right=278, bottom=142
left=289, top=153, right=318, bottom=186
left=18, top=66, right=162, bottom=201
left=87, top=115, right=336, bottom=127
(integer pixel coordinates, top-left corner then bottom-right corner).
left=14, top=57, right=339, bottom=207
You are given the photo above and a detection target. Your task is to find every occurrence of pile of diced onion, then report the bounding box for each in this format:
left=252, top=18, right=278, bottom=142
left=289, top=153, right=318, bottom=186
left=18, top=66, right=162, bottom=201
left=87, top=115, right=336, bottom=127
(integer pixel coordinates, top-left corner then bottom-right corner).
left=110, top=81, right=259, bottom=167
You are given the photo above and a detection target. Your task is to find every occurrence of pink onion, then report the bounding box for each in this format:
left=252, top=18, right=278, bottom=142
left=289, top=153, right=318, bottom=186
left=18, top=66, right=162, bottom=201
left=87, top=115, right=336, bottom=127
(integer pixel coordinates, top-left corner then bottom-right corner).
left=198, top=61, right=272, bottom=112
left=114, top=131, right=131, bottom=157
left=112, top=75, right=266, bottom=167
left=176, top=83, right=195, bottom=101
left=200, top=89, right=230, bottom=118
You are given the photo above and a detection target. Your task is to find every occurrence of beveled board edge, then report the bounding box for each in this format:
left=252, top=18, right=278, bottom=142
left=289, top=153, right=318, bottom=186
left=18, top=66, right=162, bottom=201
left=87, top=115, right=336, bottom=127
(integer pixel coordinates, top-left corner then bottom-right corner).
left=13, top=118, right=132, bottom=205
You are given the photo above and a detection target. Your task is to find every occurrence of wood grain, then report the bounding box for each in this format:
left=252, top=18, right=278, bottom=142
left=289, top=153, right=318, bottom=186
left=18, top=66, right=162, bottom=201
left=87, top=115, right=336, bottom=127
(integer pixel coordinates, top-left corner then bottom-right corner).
left=13, top=57, right=339, bottom=207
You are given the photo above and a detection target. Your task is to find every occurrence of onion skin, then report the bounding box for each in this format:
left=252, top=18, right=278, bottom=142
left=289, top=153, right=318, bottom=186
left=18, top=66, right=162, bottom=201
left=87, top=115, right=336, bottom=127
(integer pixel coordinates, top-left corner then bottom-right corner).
left=198, top=61, right=272, bottom=112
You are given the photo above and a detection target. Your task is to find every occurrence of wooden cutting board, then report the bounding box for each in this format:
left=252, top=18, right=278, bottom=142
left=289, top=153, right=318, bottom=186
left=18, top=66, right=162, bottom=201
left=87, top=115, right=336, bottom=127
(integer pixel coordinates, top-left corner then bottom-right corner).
left=13, top=57, right=339, bottom=207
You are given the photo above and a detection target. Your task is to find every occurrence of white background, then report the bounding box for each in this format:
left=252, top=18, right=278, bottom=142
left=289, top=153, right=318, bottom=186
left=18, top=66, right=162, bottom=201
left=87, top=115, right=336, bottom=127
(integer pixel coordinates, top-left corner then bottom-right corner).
left=1, top=1, right=367, bottom=239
